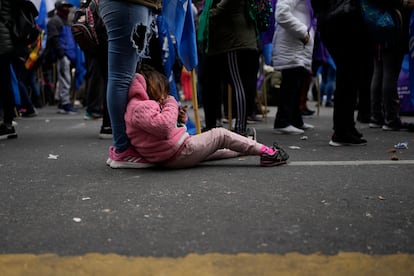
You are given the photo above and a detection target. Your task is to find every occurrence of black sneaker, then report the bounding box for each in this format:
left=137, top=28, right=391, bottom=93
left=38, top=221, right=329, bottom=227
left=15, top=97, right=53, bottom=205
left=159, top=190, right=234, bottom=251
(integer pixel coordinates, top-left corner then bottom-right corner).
left=369, top=118, right=384, bottom=129
left=382, top=119, right=414, bottom=131
left=329, top=132, right=367, bottom=147
left=99, top=126, right=113, bottom=139
left=0, top=124, right=18, bottom=140
left=247, top=114, right=263, bottom=124
left=301, top=108, right=315, bottom=116
left=260, top=143, right=289, bottom=167
left=350, top=128, right=363, bottom=138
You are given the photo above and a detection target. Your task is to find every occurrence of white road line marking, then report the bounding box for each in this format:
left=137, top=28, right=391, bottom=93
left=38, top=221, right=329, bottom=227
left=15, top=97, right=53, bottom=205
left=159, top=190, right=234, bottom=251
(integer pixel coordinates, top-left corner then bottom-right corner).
left=289, top=160, right=414, bottom=166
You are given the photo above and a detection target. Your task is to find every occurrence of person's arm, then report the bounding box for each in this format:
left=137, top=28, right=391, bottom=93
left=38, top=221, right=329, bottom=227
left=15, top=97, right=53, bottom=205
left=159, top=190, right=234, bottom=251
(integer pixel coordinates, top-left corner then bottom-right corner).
left=46, top=17, right=64, bottom=59
left=131, top=97, right=180, bottom=138
left=276, top=0, right=309, bottom=44
left=210, top=0, right=233, bottom=17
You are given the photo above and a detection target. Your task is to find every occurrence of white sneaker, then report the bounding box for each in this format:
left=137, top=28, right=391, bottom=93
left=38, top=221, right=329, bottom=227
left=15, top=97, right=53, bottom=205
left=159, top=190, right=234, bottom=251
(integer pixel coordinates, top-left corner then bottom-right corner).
left=300, top=123, right=314, bottom=130
left=273, top=125, right=304, bottom=135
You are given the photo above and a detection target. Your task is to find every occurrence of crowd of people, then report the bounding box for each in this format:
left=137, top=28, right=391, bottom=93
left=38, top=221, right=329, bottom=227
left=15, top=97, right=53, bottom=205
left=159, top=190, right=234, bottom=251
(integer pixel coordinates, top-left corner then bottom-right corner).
left=1, top=0, right=414, bottom=168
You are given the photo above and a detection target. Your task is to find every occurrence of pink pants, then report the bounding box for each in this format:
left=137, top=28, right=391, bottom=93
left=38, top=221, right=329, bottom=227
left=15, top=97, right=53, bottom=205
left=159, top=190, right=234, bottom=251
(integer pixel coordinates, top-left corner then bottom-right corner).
left=164, top=128, right=263, bottom=169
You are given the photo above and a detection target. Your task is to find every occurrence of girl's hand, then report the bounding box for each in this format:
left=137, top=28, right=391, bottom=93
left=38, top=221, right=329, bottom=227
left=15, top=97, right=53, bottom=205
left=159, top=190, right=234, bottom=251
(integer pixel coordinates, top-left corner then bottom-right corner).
left=178, top=105, right=188, bottom=124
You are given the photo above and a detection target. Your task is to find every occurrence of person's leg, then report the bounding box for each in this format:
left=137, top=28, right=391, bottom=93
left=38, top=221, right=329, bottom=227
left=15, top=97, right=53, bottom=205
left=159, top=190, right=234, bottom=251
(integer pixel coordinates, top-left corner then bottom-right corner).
left=321, top=19, right=359, bottom=135
left=331, top=51, right=358, bottom=134
left=370, top=54, right=384, bottom=126
left=382, top=47, right=404, bottom=125
left=57, top=56, right=72, bottom=106
left=164, top=127, right=263, bottom=169
left=85, top=53, right=104, bottom=117
left=325, top=64, right=336, bottom=105
left=27, top=69, right=42, bottom=108
left=200, top=54, right=223, bottom=130
left=0, top=56, right=16, bottom=125
left=100, top=0, right=154, bottom=151
left=242, top=50, right=260, bottom=121
left=299, top=72, right=314, bottom=115
left=274, top=68, right=304, bottom=129
left=226, top=50, right=258, bottom=135
left=356, top=45, right=373, bottom=123
left=320, top=13, right=368, bottom=145
left=0, top=55, right=18, bottom=139
left=13, top=61, right=36, bottom=114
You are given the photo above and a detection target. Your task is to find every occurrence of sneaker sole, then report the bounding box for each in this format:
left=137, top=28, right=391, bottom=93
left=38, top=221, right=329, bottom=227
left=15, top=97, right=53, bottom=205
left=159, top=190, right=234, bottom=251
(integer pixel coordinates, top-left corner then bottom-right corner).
left=382, top=126, right=399, bottom=131
left=0, top=134, right=18, bottom=140
left=260, top=160, right=287, bottom=167
left=106, top=157, right=113, bottom=166
left=58, top=110, right=78, bottom=115
left=273, top=129, right=304, bottom=135
left=109, top=160, right=154, bottom=169
left=99, top=133, right=113, bottom=139
left=329, top=140, right=367, bottom=147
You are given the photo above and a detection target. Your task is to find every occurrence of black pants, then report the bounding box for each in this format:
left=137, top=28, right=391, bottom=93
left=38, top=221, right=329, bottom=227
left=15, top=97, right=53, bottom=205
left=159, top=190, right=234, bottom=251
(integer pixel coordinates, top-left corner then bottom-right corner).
left=200, top=49, right=259, bottom=134
left=319, top=13, right=372, bottom=134
left=84, top=45, right=110, bottom=128
left=0, top=55, right=16, bottom=125
left=274, top=67, right=307, bottom=129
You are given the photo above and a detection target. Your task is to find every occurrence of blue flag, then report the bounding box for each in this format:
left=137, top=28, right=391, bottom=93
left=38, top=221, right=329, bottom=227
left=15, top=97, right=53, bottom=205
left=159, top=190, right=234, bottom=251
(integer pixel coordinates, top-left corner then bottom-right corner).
left=162, top=0, right=198, bottom=71
left=36, top=0, right=48, bottom=30
left=156, top=15, right=196, bottom=135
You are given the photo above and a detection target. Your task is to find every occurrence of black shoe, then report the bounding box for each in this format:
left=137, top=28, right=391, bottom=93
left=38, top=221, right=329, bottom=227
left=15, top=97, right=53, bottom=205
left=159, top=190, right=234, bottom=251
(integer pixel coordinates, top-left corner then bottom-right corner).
left=260, top=143, right=289, bottom=167
left=301, top=108, right=315, bottom=116
left=369, top=118, right=384, bottom=128
left=247, top=114, right=263, bottom=124
left=382, top=119, right=414, bottom=131
left=357, top=113, right=370, bottom=124
left=350, top=128, right=363, bottom=138
left=99, top=126, right=113, bottom=139
left=0, top=124, right=18, bottom=140
left=329, top=132, right=367, bottom=147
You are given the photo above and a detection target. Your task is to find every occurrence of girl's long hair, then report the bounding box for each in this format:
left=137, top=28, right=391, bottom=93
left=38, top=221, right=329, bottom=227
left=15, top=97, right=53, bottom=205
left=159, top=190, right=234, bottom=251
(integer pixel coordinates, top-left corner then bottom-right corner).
left=138, top=64, right=170, bottom=101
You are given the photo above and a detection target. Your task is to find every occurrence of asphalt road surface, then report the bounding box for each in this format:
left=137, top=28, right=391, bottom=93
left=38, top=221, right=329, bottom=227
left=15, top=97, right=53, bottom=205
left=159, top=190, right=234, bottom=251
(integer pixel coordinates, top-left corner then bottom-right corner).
left=1, top=103, right=413, bottom=275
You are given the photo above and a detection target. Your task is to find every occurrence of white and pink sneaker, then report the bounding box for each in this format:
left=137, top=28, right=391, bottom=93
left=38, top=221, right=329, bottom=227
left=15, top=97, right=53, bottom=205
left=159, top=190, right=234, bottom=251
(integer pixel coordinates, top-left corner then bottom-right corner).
left=107, top=146, right=153, bottom=169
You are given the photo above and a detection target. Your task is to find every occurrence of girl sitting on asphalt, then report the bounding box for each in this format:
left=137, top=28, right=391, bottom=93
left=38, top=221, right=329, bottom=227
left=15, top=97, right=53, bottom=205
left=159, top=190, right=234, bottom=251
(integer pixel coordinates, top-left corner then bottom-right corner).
left=120, top=65, right=289, bottom=169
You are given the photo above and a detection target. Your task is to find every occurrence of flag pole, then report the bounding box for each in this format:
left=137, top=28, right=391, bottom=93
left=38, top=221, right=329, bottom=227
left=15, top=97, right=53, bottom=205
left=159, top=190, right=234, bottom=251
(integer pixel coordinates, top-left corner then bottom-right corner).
left=190, top=69, right=201, bottom=134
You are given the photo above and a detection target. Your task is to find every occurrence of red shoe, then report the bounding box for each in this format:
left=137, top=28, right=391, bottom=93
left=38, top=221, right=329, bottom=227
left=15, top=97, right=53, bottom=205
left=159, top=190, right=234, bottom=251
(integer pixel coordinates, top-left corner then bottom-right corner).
left=107, top=146, right=153, bottom=169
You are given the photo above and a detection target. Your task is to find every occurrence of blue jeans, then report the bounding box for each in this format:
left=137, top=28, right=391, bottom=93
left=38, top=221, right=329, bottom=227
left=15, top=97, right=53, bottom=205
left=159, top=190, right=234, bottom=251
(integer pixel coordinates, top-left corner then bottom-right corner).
left=99, top=0, right=154, bottom=151
left=320, top=63, right=336, bottom=104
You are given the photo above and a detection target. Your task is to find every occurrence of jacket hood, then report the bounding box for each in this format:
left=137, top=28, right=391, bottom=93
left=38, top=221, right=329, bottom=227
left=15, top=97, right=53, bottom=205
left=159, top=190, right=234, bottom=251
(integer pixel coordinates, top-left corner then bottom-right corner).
left=128, top=73, right=149, bottom=101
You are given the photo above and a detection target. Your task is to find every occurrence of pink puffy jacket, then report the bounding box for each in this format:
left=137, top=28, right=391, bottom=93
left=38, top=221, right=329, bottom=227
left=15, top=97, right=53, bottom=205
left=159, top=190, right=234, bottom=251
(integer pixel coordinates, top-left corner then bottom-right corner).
left=125, top=74, right=189, bottom=163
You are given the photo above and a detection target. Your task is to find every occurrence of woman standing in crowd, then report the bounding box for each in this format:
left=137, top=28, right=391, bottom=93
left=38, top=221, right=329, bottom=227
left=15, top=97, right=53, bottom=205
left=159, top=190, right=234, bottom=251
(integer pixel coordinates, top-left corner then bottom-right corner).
left=272, top=0, right=316, bottom=135
left=99, top=0, right=162, bottom=168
